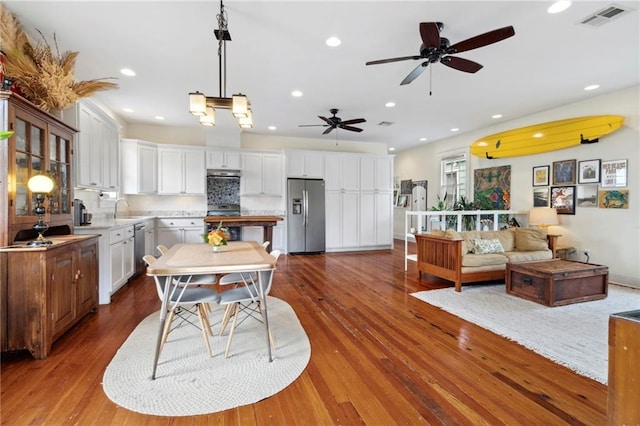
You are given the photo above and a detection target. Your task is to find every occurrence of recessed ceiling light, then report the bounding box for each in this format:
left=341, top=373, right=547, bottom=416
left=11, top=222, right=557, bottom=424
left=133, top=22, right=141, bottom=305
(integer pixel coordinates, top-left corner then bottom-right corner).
left=584, top=84, right=600, bottom=91
left=492, top=114, right=503, bottom=119
left=385, top=101, right=396, bottom=108
left=120, top=68, right=136, bottom=76
left=451, top=128, right=459, bottom=132
left=388, top=147, right=395, bottom=151
left=325, top=36, right=341, bottom=47
left=548, top=1, right=571, bottom=14
left=268, top=125, right=277, bottom=130
left=122, top=108, right=134, bottom=113
left=291, top=90, right=303, bottom=97
left=154, top=116, right=165, bottom=121
left=419, top=137, right=428, bottom=141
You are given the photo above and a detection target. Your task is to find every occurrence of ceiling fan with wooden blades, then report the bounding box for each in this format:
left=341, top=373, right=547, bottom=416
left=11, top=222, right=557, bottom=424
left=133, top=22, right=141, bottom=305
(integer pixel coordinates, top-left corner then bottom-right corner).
left=298, top=108, right=366, bottom=135
left=366, top=22, right=515, bottom=85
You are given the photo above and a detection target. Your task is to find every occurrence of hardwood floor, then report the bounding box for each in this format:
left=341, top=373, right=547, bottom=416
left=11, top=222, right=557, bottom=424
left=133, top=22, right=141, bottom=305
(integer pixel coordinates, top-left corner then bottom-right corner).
left=1, top=241, right=607, bottom=425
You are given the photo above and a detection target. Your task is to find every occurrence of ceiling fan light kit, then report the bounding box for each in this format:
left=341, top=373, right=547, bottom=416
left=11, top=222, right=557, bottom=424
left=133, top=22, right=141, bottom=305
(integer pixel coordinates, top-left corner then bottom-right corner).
left=366, top=22, right=515, bottom=86
left=188, top=0, right=253, bottom=128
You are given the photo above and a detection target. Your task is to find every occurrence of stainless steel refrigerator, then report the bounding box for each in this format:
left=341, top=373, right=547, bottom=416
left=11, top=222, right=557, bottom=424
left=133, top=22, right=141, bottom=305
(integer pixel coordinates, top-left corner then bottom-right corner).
left=287, top=178, right=325, bottom=254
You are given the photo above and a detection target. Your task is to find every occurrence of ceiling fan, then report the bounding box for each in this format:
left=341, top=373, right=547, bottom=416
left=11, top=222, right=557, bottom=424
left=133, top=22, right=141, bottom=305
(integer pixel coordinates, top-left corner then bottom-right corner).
left=298, top=109, right=366, bottom=135
left=366, top=22, right=515, bottom=85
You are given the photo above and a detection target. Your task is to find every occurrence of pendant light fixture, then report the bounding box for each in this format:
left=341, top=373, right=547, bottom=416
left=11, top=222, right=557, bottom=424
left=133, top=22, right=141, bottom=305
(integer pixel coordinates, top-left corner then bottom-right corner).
left=188, top=0, right=253, bottom=128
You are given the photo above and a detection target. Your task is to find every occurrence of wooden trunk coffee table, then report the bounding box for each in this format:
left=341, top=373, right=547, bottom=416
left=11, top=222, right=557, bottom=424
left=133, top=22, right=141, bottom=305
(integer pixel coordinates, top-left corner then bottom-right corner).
left=506, top=259, right=608, bottom=306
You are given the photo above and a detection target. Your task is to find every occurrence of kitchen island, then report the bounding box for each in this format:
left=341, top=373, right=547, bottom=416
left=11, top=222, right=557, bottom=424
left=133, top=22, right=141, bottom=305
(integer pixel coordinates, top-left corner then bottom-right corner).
left=204, top=216, right=283, bottom=251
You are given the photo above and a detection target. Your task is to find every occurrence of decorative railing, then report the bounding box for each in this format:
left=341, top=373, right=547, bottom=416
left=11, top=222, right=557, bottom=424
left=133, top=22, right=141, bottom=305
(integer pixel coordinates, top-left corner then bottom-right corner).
left=404, top=210, right=529, bottom=270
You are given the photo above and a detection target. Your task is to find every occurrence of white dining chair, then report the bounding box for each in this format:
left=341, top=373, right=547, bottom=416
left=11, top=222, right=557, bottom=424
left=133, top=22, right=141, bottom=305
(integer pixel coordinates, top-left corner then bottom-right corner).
left=218, top=250, right=281, bottom=357
left=143, top=254, right=220, bottom=357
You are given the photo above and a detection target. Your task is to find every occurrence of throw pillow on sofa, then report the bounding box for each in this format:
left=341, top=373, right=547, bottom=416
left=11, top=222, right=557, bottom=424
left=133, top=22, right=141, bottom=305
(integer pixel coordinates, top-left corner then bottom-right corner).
left=514, top=227, right=548, bottom=251
left=472, top=238, right=505, bottom=254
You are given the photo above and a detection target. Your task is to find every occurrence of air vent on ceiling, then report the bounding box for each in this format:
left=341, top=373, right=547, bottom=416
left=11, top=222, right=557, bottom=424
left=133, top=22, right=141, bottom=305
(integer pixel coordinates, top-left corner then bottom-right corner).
left=377, top=121, right=394, bottom=126
left=580, top=4, right=632, bottom=27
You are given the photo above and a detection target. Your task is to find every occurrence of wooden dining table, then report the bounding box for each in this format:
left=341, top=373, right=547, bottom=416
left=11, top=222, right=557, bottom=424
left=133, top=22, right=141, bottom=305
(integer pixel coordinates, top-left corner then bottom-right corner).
left=145, top=241, right=277, bottom=379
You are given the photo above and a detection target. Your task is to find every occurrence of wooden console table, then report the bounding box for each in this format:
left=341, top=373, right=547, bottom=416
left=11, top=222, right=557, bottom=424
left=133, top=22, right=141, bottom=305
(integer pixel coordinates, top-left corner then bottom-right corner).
left=204, top=216, right=283, bottom=251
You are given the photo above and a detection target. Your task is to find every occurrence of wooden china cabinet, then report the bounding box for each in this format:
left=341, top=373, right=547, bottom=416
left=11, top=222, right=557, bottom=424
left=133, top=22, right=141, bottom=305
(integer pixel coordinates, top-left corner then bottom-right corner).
left=0, top=92, right=99, bottom=359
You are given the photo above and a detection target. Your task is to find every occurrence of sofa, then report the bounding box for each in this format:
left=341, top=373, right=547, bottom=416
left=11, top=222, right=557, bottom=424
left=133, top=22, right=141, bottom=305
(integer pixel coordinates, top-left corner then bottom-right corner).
left=414, top=227, right=559, bottom=292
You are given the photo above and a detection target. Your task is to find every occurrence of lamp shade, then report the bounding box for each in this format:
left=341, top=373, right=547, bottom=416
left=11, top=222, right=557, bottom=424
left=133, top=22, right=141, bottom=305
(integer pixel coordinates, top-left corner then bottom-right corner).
left=189, top=92, right=207, bottom=116
left=27, top=175, right=54, bottom=193
left=529, top=207, right=559, bottom=227
left=200, top=106, right=216, bottom=126
left=238, top=109, right=253, bottom=128
left=231, top=94, right=249, bottom=118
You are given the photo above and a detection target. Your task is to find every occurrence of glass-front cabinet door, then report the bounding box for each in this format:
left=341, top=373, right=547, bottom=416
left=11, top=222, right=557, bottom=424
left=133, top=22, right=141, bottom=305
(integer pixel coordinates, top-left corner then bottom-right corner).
left=6, top=94, right=76, bottom=241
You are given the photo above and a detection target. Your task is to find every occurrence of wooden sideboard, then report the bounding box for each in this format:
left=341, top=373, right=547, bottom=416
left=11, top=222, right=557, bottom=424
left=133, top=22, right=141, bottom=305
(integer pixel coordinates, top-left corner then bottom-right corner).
left=608, top=310, right=640, bottom=425
left=0, top=235, right=99, bottom=359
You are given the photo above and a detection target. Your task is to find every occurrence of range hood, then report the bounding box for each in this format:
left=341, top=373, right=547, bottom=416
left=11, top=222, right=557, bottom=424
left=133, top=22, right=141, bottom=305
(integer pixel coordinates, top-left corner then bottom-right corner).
left=207, top=169, right=241, bottom=177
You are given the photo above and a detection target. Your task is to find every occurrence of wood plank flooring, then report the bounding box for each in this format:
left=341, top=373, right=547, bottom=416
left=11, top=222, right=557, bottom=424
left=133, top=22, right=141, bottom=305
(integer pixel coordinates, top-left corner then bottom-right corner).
left=0, top=241, right=607, bottom=425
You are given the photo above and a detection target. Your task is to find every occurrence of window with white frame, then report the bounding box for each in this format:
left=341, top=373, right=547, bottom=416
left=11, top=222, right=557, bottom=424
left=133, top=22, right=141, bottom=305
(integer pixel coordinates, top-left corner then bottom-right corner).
left=439, top=153, right=467, bottom=208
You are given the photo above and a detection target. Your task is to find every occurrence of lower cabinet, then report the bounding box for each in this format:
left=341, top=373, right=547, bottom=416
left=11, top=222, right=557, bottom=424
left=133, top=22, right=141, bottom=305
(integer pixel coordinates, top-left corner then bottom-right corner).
left=326, top=190, right=360, bottom=250
left=110, top=225, right=135, bottom=295
left=1, top=235, right=99, bottom=359
left=359, top=191, right=394, bottom=248
left=156, top=218, right=205, bottom=248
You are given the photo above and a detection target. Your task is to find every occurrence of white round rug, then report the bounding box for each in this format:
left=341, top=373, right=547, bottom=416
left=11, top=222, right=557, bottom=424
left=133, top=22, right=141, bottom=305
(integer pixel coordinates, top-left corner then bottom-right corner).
left=102, top=296, right=310, bottom=416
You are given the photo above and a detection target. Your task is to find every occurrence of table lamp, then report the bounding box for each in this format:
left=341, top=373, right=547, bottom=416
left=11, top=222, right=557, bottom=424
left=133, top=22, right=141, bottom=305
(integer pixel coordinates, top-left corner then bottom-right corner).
left=26, top=174, right=55, bottom=247
left=528, top=207, right=559, bottom=230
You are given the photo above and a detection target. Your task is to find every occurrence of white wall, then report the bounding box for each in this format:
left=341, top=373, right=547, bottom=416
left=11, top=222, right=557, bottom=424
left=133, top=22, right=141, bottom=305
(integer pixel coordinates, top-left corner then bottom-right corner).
left=394, top=85, right=639, bottom=288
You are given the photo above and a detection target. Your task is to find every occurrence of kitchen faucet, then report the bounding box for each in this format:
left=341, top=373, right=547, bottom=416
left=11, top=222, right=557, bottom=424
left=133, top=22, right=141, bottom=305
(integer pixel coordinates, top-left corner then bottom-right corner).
left=114, top=198, right=130, bottom=218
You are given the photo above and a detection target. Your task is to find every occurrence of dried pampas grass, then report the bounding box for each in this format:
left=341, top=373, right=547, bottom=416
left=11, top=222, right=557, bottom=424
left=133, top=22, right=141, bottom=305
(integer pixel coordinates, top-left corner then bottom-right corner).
left=0, top=4, right=117, bottom=111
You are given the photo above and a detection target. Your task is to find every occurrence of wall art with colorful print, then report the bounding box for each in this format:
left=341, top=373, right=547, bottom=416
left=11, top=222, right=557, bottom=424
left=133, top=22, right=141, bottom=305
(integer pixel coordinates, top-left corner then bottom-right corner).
left=473, top=165, right=511, bottom=210
left=598, top=190, right=629, bottom=209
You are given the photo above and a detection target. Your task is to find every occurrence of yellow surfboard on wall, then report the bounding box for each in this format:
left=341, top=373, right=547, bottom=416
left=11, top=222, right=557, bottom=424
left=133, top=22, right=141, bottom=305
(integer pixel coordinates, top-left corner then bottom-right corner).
left=470, top=115, right=625, bottom=159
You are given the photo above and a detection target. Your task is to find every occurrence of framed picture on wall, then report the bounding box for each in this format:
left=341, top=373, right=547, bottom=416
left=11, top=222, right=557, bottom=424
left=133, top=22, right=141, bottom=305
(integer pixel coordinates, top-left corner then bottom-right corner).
left=601, top=159, right=627, bottom=187
left=532, top=165, right=549, bottom=187
left=550, top=186, right=576, bottom=214
left=397, top=195, right=409, bottom=208
left=578, top=159, right=601, bottom=184
left=533, top=187, right=549, bottom=207
left=552, top=160, right=576, bottom=185
left=576, top=185, right=598, bottom=207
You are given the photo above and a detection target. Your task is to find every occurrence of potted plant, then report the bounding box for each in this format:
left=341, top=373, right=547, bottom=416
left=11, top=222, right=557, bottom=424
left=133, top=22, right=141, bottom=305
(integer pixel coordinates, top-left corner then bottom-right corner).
left=453, top=196, right=478, bottom=231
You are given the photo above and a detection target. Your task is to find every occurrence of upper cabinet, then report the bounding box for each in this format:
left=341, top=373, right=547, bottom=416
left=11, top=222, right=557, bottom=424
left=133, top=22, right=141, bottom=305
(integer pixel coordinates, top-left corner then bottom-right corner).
left=206, top=148, right=241, bottom=170
left=241, top=151, right=283, bottom=196
left=2, top=93, right=76, bottom=245
left=64, top=100, right=120, bottom=191
left=286, top=150, right=325, bottom=178
left=157, top=146, right=205, bottom=195
left=324, top=154, right=360, bottom=191
left=121, top=139, right=157, bottom=194
left=360, top=156, right=394, bottom=192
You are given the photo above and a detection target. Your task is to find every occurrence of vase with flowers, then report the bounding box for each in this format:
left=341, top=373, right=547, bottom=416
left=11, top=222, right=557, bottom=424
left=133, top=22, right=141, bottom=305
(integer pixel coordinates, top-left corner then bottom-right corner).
left=207, top=221, right=230, bottom=252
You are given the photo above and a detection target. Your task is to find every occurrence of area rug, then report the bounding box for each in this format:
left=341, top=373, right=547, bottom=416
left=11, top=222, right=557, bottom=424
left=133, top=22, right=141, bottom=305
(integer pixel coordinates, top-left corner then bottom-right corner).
left=102, top=296, right=310, bottom=416
left=411, top=284, right=640, bottom=384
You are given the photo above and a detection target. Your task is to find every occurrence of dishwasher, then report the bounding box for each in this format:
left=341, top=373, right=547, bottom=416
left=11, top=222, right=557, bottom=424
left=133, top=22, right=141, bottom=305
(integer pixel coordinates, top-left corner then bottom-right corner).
left=133, top=223, right=146, bottom=278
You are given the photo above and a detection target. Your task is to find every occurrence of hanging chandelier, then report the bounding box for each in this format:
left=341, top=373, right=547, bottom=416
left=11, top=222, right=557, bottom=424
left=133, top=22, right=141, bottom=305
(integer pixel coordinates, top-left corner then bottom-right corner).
left=188, top=0, right=253, bottom=128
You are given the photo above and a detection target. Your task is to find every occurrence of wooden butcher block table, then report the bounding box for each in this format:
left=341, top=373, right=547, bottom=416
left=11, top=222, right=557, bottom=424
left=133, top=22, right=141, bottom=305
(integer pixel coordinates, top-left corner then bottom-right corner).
left=506, top=259, right=608, bottom=306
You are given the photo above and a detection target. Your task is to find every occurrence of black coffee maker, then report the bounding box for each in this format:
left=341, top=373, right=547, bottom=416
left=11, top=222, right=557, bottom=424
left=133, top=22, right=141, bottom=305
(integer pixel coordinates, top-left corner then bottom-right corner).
left=73, top=199, right=87, bottom=226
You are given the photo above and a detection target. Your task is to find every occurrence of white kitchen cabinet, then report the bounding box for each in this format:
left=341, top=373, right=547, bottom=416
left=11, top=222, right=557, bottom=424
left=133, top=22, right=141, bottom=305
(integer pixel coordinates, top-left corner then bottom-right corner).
left=143, top=219, right=157, bottom=257
left=158, top=146, right=205, bottom=195
left=156, top=218, right=204, bottom=248
left=359, top=191, right=393, bottom=247
left=65, top=100, right=120, bottom=191
left=360, top=156, right=394, bottom=192
left=286, top=150, right=325, bottom=178
left=206, top=148, right=241, bottom=170
left=74, top=223, right=134, bottom=304
left=121, top=139, right=157, bottom=194
left=325, top=190, right=360, bottom=250
left=241, top=152, right=283, bottom=196
left=109, top=225, right=135, bottom=295
left=324, top=154, right=360, bottom=191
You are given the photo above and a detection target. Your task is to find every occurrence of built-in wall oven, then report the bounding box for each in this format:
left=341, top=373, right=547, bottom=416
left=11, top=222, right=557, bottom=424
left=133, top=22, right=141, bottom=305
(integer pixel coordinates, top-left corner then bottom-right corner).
left=205, top=204, right=242, bottom=241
